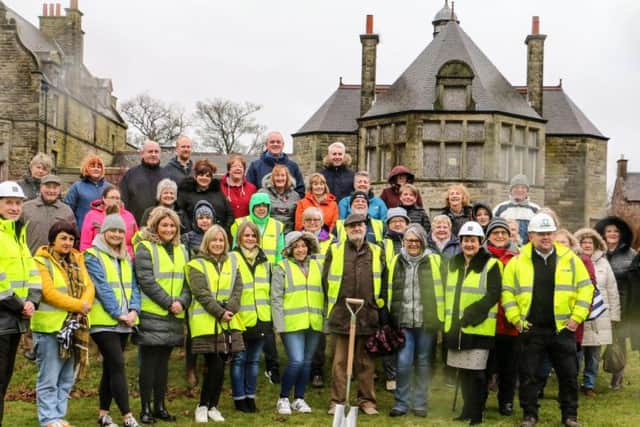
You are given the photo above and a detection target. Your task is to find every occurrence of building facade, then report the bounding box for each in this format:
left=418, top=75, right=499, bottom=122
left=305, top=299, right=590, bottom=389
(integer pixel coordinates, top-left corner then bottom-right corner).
left=293, top=2, right=608, bottom=230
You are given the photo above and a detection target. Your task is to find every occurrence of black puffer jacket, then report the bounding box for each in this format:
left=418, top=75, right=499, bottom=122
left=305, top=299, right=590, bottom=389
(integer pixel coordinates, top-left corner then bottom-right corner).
left=177, top=177, right=234, bottom=233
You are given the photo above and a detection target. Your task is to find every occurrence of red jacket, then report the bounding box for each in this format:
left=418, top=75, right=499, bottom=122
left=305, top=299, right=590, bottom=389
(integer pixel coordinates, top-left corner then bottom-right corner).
left=220, top=174, right=257, bottom=219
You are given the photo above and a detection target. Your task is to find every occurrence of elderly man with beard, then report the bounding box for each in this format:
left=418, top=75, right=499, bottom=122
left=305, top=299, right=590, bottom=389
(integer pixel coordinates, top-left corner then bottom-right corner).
left=323, top=213, right=388, bottom=416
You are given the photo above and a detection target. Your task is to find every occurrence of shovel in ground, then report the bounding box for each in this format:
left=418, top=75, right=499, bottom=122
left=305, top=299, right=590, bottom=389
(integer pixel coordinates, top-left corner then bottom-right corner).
left=332, top=297, right=365, bottom=427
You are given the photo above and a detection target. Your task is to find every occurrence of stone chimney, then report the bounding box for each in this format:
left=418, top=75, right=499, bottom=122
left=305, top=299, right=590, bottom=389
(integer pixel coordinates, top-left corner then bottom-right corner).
left=617, top=155, right=628, bottom=179
left=525, top=16, right=546, bottom=116
left=360, top=15, right=379, bottom=116
left=39, top=1, right=84, bottom=65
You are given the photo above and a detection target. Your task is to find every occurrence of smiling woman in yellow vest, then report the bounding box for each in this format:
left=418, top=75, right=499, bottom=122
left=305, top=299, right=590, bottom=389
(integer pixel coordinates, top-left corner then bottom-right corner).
left=85, top=213, right=141, bottom=427
left=31, top=220, right=94, bottom=427
left=0, top=181, right=41, bottom=427
left=229, top=220, right=272, bottom=413
left=185, top=225, right=243, bottom=423
left=271, top=231, right=324, bottom=415
left=133, top=207, right=190, bottom=424
left=444, top=221, right=501, bottom=425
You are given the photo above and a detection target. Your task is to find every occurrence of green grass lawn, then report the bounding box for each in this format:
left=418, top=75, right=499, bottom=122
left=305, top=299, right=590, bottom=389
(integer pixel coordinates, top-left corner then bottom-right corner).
left=5, top=343, right=639, bottom=427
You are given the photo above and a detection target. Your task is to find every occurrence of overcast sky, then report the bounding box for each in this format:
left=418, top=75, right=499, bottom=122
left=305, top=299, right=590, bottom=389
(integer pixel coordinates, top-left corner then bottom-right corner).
left=7, top=0, right=640, bottom=188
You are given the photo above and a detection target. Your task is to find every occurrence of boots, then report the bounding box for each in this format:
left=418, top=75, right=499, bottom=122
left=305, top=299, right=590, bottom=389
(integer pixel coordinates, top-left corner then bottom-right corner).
left=153, top=401, right=176, bottom=422
left=140, top=400, right=155, bottom=424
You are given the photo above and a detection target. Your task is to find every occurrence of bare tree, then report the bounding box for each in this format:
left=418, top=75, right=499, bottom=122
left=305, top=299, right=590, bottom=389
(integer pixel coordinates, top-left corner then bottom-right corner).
left=120, top=92, right=189, bottom=147
left=194, top=99, right=264, bottom=154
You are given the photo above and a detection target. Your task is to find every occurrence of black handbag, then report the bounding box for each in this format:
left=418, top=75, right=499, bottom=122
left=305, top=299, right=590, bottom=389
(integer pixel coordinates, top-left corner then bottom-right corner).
left=365, top=324, right=405, bottom=356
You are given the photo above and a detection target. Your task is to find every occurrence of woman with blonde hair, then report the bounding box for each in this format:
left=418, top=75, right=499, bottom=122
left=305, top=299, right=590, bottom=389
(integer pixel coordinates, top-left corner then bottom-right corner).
left=134, top=207, right=190, bottom=423
left=18, top=152, right=53, bottom=200
left=64, top=154, right=111, bottom=229
left=441, top=184, right=473, bottom=236
left=186, top=225, right=243, bottom=423
left=258, top=164, right=300, bottom=234
left=295, top=173, right=338, bottom=232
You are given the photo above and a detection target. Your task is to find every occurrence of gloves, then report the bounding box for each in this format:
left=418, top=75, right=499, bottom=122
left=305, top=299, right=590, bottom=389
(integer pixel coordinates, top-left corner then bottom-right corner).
left=378, top=306, right=390, bottom=327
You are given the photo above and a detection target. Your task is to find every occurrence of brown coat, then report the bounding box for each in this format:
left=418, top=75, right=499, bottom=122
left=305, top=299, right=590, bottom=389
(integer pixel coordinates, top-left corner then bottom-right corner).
left=322, top=239, right=387, bottom=336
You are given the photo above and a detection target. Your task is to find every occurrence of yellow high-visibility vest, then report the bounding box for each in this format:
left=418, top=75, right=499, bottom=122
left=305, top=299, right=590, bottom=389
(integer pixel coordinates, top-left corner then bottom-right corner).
left=231, top=216, right=283, bottom=265
left=0, top=218, right=40, bottom=301
left=277, top=258, right=324, bottom=332
left=138, top=241, right=187, bottom=318
left=232, top=252, right=271, bottom=327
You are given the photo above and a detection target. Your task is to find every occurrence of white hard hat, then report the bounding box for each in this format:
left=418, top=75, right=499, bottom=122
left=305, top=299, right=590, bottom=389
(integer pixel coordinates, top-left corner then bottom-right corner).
left=0, top=181, right=26, bottom=199
left=458, top=221, right=485, bottom=238
left=528, top=213, right=557, bottom=233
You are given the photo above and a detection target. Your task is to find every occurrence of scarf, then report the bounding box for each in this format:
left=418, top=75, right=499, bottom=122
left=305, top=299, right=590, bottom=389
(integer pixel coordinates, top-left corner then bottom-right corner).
left=50, top=248, right=90, bottom=379
left=241, top=246, right=259, bottom=266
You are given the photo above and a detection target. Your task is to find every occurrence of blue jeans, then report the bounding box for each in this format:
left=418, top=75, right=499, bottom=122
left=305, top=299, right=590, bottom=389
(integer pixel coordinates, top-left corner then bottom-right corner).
left=231, top=336, right=264, bottom=399
left=581, top=345, right=601, bottom=389
left=393, top=328, right=435, bottom=413
left=34, top=332, right=76, bottom=426
left=280, top=330, right=321, bottom=399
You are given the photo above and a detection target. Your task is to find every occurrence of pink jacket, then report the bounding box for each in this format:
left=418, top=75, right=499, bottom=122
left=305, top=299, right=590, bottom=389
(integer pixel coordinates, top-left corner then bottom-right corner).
left=80, top=199, right=139, bottom=259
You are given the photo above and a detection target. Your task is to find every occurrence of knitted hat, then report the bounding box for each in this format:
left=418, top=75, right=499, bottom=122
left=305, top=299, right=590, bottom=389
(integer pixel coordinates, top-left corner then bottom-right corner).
left=195, top=203, right=214, bottom=219
left=486, top=218, right=511, bottom=237
left=386, top=207, right=410, bottom=226
left=349, top=191, right=369, bottom=206
left=510, top=174, right=530, bottom=189
left=100, top=214, right=126, bottom=233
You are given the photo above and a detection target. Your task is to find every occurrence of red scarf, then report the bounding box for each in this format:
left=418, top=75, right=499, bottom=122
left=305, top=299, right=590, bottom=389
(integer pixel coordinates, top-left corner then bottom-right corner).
left=486, top=243, right=519, bottom=336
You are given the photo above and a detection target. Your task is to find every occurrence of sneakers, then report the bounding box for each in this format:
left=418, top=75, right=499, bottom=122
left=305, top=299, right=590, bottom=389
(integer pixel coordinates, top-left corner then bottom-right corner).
left=385, top=379, right=397, bottom=392
left=521, top=416, right=537, bottom=427
left=208, top=407, right=224, bottom=422
left=123, top=416, right=140, bottom=427
left=291, top=398, right=312, bottom=413
left=265, top=369, right=281, bottom=384
left=97, top=415, right=118, bottom=427
left=277, top=397, right=292, bottom=415
left=563, top=418, right=581, bottom=427
left=327, top=404, right=336, bottom=415
left=359, top=405, right=379, bottom=415
left=195, top=406, right=208, bottom=423
left=45, top=422, right=65, bottom=427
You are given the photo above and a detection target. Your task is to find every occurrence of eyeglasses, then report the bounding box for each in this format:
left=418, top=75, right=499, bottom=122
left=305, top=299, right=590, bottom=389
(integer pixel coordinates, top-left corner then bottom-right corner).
left=304, top=218, right=322, bottom=222
left=403, top=239, right=422, bottom=245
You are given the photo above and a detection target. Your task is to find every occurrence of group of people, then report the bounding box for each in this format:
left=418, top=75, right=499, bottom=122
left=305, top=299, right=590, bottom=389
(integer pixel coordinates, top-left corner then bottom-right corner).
left=0, top=132, right=638, bottom=427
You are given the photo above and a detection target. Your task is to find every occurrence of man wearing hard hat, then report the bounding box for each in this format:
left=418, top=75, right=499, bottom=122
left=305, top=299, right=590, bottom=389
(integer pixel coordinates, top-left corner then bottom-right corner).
left=502, top=212, right=594, bottom=427
left=0, top=181, right=42, bottom=425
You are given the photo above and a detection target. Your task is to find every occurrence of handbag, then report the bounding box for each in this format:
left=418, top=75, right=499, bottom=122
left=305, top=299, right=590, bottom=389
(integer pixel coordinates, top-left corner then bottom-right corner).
left=365, top=324, right=405, bottom=356
left=603, top=340, right=625, bottom=373
left=214, top=322, right=245, bottom=362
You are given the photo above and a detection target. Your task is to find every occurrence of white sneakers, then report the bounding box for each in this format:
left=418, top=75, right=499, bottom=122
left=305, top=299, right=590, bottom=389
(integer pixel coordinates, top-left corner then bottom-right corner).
left=195, top=406, right=224, bottom=423
left=277, top=397, right=312, bottom=414
left=291, top=398, right=312, bottom=413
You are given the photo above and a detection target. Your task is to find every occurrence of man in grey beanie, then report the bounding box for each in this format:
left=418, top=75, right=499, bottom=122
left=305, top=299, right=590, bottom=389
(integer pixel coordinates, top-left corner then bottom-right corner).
left=493, top=174, right=540, bottom=244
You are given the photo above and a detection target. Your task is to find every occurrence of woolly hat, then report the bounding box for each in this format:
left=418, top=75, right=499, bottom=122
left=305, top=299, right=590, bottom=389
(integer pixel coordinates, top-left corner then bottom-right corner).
left=350, top=191, right=369, bottom=206
left=194, top=201, right=215, bottom=219
left=100, top=214, right=126, bottom=233
left=510, top=174, right=530, bottom=189
left=386, top=207, right=410, bottom=226
left=486, top=218, right=511, bottom=237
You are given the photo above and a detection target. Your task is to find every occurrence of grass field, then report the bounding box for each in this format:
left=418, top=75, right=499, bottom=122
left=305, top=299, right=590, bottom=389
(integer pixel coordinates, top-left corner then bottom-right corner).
left=5, top=342, right=639, bottom=427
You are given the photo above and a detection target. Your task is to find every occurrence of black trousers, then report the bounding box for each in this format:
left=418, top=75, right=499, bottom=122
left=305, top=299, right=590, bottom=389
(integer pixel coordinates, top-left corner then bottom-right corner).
left=200, top=353, right=225, bottom=408
left=519, top=327, right=578, bottom=421
left=92, top=332, right=131, bottom=415
left=262, top=329, right=280, bottom=373
left=139, top=345, right=173, bottom=407
left=311, top=333, right=326, bottom=377
left=0, top=333, right=20, bottom=426
left=459, top=368, right=487, bottom=422
left=487, top=334, right=519, bottom=406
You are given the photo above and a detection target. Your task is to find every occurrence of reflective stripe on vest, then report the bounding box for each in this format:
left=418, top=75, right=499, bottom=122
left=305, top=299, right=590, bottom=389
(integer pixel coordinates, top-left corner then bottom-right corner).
left=326, top=241, right=384, bottom=317
left=233, top=252, right=271, bottom=327
left=139, top=241, right=187, bottom=318
left=279, top=258, right=324, bottom=332
left=334, top=219, right=384, bottom=244
left=87, top=248, right=136, bottom=327
left=444, top=257, right=498, bottom=337
left=311, top=239, right=333, bottom=264
left=0, top=218, right=40, bottom=300
left=31, top=257, right=70, bottom=333
left=232, top=217, right=283, bottom=265
left=186, top=257, right=244, bottom=337
left=388, top=252, right=444, bottom=322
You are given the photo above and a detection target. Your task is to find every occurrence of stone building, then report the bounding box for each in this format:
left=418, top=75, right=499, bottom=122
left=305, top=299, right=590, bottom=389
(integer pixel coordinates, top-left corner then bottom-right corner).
left=293, top=2, right=608, bottom=230
left=610, top=156, right=640, bottom=248
left=0, top=0, right=127, bottom=182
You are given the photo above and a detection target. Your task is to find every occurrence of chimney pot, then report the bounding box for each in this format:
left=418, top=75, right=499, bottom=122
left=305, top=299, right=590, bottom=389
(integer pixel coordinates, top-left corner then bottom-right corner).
left=42, top=3, right=48, bottom=16
left=49, top=4, right=54, bottom=16
left=70, top=0, right=78, bottom=9
left=366, top=15, right=374, bottom=34
left=532, top=16, right=540, bottom=35
left=56, top=3, right=61, bottom=16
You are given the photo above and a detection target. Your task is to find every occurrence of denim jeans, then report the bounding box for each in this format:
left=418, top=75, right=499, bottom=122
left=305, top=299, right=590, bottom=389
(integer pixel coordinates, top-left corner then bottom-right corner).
left=393, top=328, right=435, bottom=413
left=280, top=330, right=321, bottom=399
left=34, top=332, right=76, bottom=426
left=231, top=336, right=264, bottom=399
left=581, top=345, right=601, bottom=389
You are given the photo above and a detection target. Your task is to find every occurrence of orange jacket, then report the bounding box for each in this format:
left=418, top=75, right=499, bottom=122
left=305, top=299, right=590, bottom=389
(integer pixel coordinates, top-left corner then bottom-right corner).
left=295, top=192, right=339, bottom=232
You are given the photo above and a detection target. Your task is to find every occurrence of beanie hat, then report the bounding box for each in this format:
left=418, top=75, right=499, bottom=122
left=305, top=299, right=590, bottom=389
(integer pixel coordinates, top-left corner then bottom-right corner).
left=100, top=214, right=126, bottom=233
left=195, top=203, right=214, bottom=219
left=510, top=174, right=530, bottom=189
left=386, top=207, right=410, bottom=226
left=350, top=191, right=369, bottom=206
left=486, top=218, right=511, bottom=237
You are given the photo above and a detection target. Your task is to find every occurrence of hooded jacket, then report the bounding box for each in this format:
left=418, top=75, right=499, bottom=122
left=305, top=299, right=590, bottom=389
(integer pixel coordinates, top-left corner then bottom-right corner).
left=232, top=193, right=285, bottom=264
left=379, top=165, right=424, bottom=209
left=177, top=176, right=234, bottom=233
left=295, top=191, right=339, bottom=232
left=80, top=199, right=138, bottom=259
left=162, top=156, right=193, bottom=186
left=258, top=173, right=299, bottom=234
left=246, top=150, right=305, bottom=198
left=320, top=154, right=355, bottom=202
left=64, top=176, right=111, bottom=229
left=338, top=190, right=388, bottom=221
left=221, top=173, right=257, bottom=219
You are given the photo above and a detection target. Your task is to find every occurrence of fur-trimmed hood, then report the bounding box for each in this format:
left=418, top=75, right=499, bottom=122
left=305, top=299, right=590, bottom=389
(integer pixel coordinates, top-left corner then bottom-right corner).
left=322, top=153, right=353, bottom=168
left=574, top=227, right=607, bottom=253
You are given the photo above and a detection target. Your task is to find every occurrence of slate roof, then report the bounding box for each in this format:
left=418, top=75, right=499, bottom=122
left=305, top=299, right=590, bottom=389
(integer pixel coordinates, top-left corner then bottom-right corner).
left=294, top=84, right=389, bottom=135
left=622, top=173, right=640, bottom=202
left=363, top=21, right=542, bottom=120
left=540, top=88, right=606, bottom=139
left=5, top=7, right=59, bottom=56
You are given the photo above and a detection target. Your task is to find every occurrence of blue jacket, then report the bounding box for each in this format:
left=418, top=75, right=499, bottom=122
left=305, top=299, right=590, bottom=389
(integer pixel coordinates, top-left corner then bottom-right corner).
left=338, top=191, right=388, bottom=221
left=246, top=151, right=305, bottom=198
left=64, top=177, right=111, bottom=229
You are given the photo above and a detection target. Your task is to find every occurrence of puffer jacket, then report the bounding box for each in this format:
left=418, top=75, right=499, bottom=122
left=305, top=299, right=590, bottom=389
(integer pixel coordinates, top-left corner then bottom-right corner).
left=401, top=203, right=431, bottom=234
left=320, top=154, right=355, bottom=202
left=246, top=150, right=305, bottom=197
left=177, top=176, right=234, bottom=233
left=442, top=205, right=473, bottom=237
left=63, top=176, right=111, bottom=229
left=295, top=191, right=339, bottom=232
left=427, top=233, right=461, bottom=261
left=133, top=229, right=191, bottom=347
left=17, top=174, right=40, bottom=201
left=379, top=165, right=424, bottom=209
left=258, top=174, right=299, bottom=234
left=80, top=199, right=138, bottom=259
left=181, top=200, right=215, bottom=258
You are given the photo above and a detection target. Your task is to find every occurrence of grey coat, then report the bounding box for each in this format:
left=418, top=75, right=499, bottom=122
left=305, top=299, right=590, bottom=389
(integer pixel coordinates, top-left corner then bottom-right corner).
left=22, top=196, right=76, bottom=254
left=133, top=239, right=191, bottom=347
left=258, top=175, right=300, bottom=234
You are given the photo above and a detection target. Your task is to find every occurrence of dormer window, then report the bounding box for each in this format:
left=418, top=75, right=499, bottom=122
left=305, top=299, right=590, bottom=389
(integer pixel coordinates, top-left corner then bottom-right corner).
left=434, top=60, right=475, bottom=111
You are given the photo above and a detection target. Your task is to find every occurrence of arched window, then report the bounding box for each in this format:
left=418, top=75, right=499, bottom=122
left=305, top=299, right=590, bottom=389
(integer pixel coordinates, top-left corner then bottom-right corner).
left=434, top=60, right=475, bottom=111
